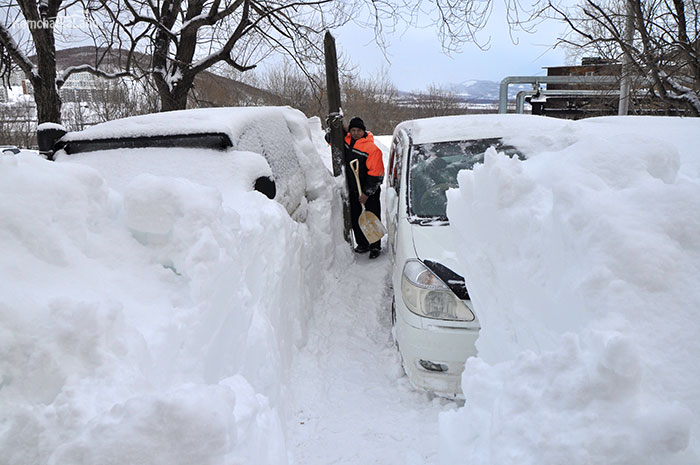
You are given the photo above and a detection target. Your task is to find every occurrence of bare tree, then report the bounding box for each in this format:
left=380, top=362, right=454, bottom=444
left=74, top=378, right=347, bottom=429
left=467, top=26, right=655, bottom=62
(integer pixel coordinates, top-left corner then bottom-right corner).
left=1, top=0, right=554, bottom=123
left=340, top=68, right=400, bottom=134
left=256, top=60, right=322, bottom=116
left=97, top=0, right=551, bottom=113
left=92, top=0, right=357, bottom=111
left=249, top=62, right=469, bottom=134
left=1, top=0, right=556, bottom=125
left=1, top=1, right=65, bottom=124
left=0, top=1, right=133, bottom=125
left=84, top=75, right=159, bottom=122
left=549, top=0, right=700, bottom=115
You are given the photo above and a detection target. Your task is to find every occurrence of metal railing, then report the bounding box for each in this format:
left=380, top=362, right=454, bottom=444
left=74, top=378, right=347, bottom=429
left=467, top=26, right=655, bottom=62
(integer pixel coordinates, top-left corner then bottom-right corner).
left=515, top=89, right=620, bottom=114
left=498, top=76, right=620, bottom=113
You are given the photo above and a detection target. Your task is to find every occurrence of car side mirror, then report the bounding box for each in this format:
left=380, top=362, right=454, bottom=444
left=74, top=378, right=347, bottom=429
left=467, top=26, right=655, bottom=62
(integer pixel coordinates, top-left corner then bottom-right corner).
left=254, top=176, right=276, bottom=200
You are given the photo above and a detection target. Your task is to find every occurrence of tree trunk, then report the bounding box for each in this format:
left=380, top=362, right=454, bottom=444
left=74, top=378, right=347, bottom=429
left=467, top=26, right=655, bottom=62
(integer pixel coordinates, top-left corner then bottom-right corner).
left=27, top=0, right=62, bottom=123
left=157, top=81, right=191, bottom=111
left=32, top=76, right=61, bottom=123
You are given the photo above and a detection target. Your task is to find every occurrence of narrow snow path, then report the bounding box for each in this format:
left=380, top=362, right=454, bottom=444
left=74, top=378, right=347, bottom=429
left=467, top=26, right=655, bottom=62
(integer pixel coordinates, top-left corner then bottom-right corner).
left=287, top=252, right=461, bottom=464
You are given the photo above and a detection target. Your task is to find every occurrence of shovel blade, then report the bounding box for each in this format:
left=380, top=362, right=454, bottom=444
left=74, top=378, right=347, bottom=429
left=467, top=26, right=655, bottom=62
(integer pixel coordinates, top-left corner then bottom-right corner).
left=359, top=211, right=386, bottom=244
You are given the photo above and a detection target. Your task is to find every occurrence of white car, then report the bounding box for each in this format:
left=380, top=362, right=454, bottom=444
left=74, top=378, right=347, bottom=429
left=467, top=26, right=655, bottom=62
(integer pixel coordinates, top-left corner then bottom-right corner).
left=385, top=114, right=527, bottom=397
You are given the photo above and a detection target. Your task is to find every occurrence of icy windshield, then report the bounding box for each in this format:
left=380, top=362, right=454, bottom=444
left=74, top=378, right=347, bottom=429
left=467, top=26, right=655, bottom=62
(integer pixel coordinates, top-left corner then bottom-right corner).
left=409, top=138, right=522, bottom=220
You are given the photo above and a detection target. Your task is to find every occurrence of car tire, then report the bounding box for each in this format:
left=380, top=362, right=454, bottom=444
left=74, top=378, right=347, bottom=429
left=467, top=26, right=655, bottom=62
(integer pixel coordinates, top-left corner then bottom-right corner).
left=254, top=175, right=276, bottom=199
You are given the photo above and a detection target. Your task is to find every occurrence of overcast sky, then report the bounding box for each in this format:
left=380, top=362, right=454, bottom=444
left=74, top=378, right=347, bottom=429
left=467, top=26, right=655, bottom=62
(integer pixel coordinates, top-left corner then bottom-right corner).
left=333, top=4, right=571, bottom=92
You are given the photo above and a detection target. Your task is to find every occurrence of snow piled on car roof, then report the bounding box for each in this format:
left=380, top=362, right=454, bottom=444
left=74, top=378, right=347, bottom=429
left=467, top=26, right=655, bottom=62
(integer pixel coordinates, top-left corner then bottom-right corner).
left=397, top=113, right=571, bottom=146
left=57, top=106, right=325, bottom=219
left=61, top=106, right=292, bottom=141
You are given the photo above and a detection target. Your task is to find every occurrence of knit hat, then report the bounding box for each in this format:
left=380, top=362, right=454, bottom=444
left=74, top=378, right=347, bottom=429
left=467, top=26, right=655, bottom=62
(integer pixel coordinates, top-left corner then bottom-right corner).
left=348, top=117, right=366, bottom=131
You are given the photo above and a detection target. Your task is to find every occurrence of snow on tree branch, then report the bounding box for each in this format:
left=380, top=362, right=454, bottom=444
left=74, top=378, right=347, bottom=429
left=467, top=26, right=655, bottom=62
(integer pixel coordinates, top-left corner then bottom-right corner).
left=0, top=23, right=37, bottom=78
left=662, top=73, right=700, bottom=116
left=57, top=64, right=132, bottom=88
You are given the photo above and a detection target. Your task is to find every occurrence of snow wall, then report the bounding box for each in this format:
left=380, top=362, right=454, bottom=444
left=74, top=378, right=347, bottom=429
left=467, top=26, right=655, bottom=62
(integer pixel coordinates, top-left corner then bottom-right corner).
left=443, top=116, right=700, bottom=465
left=0, top=108, right=350, bottom=464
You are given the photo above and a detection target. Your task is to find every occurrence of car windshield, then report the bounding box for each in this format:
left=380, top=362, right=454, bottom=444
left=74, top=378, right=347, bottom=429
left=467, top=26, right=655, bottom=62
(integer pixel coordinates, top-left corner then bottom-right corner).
left=408, top=138, right=522, bottom=220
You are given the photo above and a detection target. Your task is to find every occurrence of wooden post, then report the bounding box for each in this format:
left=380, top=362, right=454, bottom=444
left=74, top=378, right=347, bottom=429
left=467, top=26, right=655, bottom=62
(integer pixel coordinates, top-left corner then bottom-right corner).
left=324, top=31, right=352, bottom=244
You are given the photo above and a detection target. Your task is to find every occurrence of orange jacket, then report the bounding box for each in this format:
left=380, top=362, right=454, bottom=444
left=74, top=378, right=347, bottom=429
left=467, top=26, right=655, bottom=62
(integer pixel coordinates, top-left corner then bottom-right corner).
left=344, top=131, right=384, bottom=177
left=344, top=131, right=384, bottom=196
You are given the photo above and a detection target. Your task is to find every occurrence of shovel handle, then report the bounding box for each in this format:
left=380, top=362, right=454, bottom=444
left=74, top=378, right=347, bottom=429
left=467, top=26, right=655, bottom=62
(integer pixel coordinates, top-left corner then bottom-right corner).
left=349, top=159, right=363, bottom=200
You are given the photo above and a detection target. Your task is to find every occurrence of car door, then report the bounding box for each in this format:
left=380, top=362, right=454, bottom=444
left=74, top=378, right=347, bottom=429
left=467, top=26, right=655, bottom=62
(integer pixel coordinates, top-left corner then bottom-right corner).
left=386, top=129, right=409, bottom=263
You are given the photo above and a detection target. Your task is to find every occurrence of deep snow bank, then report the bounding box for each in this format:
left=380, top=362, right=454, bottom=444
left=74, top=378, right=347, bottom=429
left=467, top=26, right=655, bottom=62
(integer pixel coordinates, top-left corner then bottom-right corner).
left=442, top=116, right=700, bottom=464
left=0, top=110, right=347, bottom=464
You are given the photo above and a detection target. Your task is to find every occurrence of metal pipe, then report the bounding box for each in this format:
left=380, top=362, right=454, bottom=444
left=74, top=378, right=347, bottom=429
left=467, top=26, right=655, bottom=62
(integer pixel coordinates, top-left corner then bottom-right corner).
left=618, top=0, right=636, bottom=115
left=516, top=91, right=529, bottom=114
left=499, top=76, right=620, bottom=113
left=515, top=89, right=621, bottom=113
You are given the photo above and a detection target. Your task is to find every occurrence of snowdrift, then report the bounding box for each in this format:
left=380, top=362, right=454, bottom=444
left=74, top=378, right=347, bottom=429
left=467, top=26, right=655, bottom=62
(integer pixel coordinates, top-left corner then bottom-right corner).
left=443, top=115, right=700, bottom=465
left=0, top=108, right=348, bottom=464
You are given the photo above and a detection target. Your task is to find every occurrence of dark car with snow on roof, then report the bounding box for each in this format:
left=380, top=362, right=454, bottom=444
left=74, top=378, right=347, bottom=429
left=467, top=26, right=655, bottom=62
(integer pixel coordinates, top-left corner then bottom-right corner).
left=53, top=107, right=318, bottom=220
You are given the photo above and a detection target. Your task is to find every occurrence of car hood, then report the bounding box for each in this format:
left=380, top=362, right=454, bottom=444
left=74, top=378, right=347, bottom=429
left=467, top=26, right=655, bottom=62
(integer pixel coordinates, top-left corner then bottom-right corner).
left=410, top=223, right=468, bottom=279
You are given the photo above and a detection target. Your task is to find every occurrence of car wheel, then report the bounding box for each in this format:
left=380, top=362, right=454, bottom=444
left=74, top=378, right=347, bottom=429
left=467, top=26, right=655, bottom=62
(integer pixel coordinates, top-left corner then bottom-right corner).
left=254, top=175, right=276, bottom=199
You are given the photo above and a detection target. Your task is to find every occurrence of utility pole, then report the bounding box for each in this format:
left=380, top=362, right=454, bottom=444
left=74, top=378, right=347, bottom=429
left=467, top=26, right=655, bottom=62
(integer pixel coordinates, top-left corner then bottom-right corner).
left=618, top=0, right=635, bottom=115
left=324, top=31, right=352, bottom=244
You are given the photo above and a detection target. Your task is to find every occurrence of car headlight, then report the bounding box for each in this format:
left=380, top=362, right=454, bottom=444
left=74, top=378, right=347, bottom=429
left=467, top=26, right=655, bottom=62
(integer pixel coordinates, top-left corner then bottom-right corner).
left=401, top=259, right=475, bottom=321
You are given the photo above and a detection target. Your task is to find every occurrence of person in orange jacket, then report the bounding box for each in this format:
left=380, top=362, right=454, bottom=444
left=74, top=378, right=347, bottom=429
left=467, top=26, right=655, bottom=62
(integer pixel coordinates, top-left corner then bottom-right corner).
left=343, top=117, right=384, bottom=259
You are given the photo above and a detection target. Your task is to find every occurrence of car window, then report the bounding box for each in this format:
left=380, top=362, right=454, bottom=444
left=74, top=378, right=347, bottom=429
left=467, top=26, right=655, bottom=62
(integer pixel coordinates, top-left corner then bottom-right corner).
left=408, top=138, right=522, bottom=220
left=61, top=133, right=232, bottom=154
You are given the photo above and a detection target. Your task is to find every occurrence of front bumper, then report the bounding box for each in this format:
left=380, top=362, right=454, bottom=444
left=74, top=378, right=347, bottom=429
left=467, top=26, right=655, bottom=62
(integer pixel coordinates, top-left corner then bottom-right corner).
left=395, top=308, right=479, bottom=398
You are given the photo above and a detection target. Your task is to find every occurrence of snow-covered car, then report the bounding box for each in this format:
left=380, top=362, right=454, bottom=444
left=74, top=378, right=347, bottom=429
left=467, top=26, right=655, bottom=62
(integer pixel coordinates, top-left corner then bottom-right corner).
left=54, top=107, right=316, bottom=219
left=386, top=114, right=536, bottom=397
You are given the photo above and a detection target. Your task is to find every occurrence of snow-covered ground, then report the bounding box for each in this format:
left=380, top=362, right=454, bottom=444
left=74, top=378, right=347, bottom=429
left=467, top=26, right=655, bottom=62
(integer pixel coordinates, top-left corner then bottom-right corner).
left=1, top=109, right=699, bottom=464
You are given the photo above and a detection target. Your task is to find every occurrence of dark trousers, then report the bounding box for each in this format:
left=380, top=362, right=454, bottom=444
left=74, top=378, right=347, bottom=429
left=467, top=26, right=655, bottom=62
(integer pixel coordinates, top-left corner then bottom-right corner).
left=349, top=187, right=381, bottom=250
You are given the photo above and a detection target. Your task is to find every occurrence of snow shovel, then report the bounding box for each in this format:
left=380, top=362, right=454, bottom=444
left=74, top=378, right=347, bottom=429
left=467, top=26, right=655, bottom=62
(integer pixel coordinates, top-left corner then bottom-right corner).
left=349, top=159, right=386, bottom=244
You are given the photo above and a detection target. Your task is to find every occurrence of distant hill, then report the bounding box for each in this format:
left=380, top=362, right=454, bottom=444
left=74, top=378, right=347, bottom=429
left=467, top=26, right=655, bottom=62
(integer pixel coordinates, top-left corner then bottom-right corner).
left=397, top=79, right=535, bottom=103
left=53, top=46, right=136, bottom=70
left=449, top=80, right=535, bottom=102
